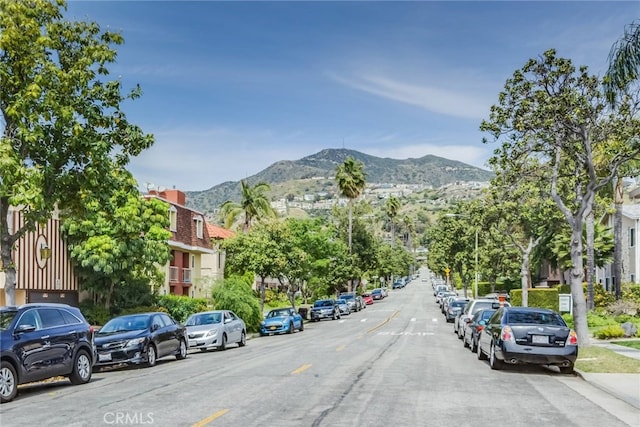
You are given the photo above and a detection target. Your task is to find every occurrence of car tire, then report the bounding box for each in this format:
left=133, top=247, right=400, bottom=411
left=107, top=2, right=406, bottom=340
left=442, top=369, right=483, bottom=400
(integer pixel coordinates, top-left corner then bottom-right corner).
left=146, top=344, right=157, bottom=367
left=559, top=365, right=574, bottom=374
left=299, top=321, right=304, bottom=332
left=69, top=349, right=92, bottom=385
left=218, top=334, right=227, bottom=351
left=0, top=361, right=18, bottom=403
left=489, top=342, right=504, bottom=370
left=176, top=339, right=187, bottom=360
left=463, top=335, right=469, bottom=348
left=239, top=331, right=247, bottom=347
left=477, top=342, right=487, bottom=360
left=287, top=322, right=294, bottom=334
left=471, top=338, right=478, bottom=353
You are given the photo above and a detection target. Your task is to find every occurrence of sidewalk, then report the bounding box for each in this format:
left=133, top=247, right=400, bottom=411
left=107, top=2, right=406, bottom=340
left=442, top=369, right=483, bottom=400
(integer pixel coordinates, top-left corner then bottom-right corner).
left=575, top=339, right=640, bottom=410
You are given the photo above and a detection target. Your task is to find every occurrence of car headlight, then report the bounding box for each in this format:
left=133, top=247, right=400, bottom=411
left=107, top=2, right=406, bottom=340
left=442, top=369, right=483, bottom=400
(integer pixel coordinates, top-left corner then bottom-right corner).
left=125, top=337, right=146, bottom=347
left=260, top=322, right=265, bottom=327
left=205, top=329, right=218, bottom=338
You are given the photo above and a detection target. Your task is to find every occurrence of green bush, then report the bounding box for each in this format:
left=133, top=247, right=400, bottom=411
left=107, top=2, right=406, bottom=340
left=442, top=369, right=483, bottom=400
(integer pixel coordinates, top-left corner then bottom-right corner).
left=622, top=283, right=640, bottom=304
left=510, top=288, right=559, bottom=311
left=156, top=294, right=209, bottom=323
left=594, top=324, right=626, bottom=339
left=120, top=306, right=168, bottom=315
left=562, top=313, right=573, bottom=328
left=211, top=276, right=263, bottom=333
left=587, top=311, right=618, bottom=327
left=79, top=300, right=111, bottom=326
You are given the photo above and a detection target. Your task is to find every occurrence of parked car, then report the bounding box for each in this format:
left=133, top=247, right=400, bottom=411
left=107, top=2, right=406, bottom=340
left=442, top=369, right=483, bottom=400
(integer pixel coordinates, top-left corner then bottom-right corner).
left=186, top=310, right=247, bottom=350
left=455, top=299, right=510, bottom=339
left=355, top=295, right=366, bottom=310
left=95, top=312, right=187, bottom=368
left=361, top=293, right=374, bottom=305
left=0, top=303, right=95, bottom=403
left=260, top=307, right=303, bottom=336
left=336, top=298, right=351, bottom=315
left=445, top=298, right=470, bottom=322
left=310, top=299, right=341, bottom=321
left=392, top=280, right=405, bottom=289
left=339, top=293, right=361, bottom=312
left=371, top=289, right=384, bottom=300
left=462, top=308, right=497, bottom=352
left=438, top=291, right=458, bottom=311
left=477, top=306, right=578, bottom=373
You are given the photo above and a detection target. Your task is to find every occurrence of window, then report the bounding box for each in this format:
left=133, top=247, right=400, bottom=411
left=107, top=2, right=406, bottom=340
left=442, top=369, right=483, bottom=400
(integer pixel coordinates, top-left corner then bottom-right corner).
left=60, top=309, right=82, bottom=325
left=17, top=309, right=41, bottom=330
left=630, top=228, right=635, bottom=247
left=194, top=215, right=203, bottom=239
left=169, top=206, right=177, bottom=232
left=39, top=308, right=67, bottom=328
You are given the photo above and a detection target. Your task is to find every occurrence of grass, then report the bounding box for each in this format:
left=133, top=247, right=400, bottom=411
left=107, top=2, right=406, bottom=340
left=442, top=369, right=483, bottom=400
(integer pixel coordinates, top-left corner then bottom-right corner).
left=611, top=339, right=640, bottom=350
left=575, top=345, right=640, bottom=373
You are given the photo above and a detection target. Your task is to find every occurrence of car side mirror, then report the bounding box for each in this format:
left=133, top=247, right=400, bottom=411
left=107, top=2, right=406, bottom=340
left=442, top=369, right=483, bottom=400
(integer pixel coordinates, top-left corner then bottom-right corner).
left=224, top=318, right=232, bottom=324
left=464, top=318, right=472, bottom=323
left=14, top=324, right=36, bottom=334
left=479, top=320, right=486, bottom=326
left=152, top=324, right=160, bottom=332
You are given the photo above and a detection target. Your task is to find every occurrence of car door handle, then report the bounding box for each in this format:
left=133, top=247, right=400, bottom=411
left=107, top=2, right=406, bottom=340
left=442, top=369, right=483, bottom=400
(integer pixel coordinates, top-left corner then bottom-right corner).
left=41, top=335, right=50, bottom=339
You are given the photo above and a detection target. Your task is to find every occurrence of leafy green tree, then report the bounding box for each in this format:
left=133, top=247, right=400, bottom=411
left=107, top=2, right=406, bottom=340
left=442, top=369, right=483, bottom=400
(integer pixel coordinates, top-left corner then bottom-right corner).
left=211, top=276, right=262, bottom=333
left=335, top=156, right=366, bottom=252
left=385, top=196, right=401, bottom=245
left=219, top=179, right=276, bottom=232
left=604, top=20, right=640, bottom=105
left=0, top=0, right=154, bottom=305
left=61, top=169, right=172, bottom=309
left=481, top=49, right=640, bottom=345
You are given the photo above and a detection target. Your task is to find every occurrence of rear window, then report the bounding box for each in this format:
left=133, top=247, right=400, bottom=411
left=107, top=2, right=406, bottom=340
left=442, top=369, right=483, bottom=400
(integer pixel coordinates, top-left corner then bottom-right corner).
left=451, top=301, right=467, bottom=308
left=507, top=311, right=566, bottom=326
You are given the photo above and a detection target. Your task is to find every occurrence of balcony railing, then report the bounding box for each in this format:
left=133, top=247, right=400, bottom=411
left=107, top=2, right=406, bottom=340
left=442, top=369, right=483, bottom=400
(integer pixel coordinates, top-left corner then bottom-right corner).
left=182, top=268, right=192, bottom=284
left=169, top=267, right=178, bottom=282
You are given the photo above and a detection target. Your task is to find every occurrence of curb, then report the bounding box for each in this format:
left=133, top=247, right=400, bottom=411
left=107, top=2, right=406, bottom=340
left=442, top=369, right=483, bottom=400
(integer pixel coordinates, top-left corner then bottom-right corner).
left=574, top=368, right=640, bottom=410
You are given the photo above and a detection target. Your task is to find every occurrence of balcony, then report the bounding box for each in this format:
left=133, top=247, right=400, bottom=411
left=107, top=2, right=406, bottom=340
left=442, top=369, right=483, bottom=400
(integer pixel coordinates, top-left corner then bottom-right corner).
left=182, top=268, right=192, bottom=284
left=169, top=267, right=178, bottom=282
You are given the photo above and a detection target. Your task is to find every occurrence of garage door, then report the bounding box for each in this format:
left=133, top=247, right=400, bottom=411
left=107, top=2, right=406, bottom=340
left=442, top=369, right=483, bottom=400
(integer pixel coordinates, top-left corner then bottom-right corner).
left=28, top=290, right=79, bottom=306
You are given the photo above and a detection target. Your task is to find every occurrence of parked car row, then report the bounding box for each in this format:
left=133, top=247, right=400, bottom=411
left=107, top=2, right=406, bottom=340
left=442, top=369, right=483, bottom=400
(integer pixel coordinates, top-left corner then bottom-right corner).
left=0, top=303, right=249, bottom=403
left=435, top=287, right=579, bottom=374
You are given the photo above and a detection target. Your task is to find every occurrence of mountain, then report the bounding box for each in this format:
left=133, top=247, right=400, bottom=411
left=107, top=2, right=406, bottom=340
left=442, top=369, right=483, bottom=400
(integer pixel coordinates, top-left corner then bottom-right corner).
left=184, top=148, right=493, bottom=214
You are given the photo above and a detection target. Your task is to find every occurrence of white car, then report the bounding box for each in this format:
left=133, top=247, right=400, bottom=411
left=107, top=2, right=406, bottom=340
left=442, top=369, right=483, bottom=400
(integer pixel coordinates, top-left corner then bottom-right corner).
left=185, top=310, right=247, bottom=351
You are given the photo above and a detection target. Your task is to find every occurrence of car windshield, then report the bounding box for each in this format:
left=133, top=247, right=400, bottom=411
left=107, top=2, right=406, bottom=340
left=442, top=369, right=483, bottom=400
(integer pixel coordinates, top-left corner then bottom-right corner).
left=340, top=295, right=354, bottom=300
left=507, top=311, right=566, bottom=326
left=337, top=299, right=346, bottom=304
left=268, top=309, right=290, bottom=318
left=0, top=310, right=18, bottom=331
left=451, top=301, right=467, bottom=308
left=99, top=315, right=150, bottom=333
left=186, top=312, right=222, bottom=326
left=314, top=300, right=333, bottom=307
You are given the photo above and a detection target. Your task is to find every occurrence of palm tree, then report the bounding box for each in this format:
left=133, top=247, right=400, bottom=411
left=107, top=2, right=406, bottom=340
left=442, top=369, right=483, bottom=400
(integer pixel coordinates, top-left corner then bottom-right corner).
left=335, top=156, right=366, bottom=253
left=220, top=180, right=276, bottom=232
left=385, top=196, right=400, bottom=246
left=604, top=20, right=640, bottom=298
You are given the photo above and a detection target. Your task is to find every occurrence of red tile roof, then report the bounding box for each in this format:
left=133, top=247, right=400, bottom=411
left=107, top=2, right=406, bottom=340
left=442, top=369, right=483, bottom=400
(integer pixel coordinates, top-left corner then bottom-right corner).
left=206, top=223, right=235, bottom=239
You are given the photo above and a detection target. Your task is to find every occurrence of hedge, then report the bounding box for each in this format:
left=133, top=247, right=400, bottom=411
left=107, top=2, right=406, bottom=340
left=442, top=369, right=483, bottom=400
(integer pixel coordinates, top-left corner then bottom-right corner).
left=510, top=288, right=559, bottom=311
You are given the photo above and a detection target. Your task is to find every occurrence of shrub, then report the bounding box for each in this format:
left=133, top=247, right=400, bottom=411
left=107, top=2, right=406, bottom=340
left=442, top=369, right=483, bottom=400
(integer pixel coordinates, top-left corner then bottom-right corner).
left=587, top=312, right=618, bottom=327
left=79, top=300, right=111, bottom=326
left=156, top=294, right=209, bottom=323
left=562, top=313, right=574, bottom=328
left=594, top=325, right=625, bottom=339
left=622, top=283, right=640, bottom=305
left=120, top=306, right=168, bottom=315
left=606, top=299, right=639, bottom=316
left=510, top=288, right=559, bottom=311
left=211, top=276, right=262, bottom=333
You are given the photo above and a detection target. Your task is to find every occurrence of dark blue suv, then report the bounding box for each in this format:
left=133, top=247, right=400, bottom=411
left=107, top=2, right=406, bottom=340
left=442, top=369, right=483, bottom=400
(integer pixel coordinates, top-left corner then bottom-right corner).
left=0, top=303, right=96, bottom=403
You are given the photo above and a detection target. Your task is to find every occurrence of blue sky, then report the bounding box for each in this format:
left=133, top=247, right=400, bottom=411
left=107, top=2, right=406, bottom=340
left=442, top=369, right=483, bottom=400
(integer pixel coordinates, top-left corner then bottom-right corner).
left=65, top=1, right=639, bottom=191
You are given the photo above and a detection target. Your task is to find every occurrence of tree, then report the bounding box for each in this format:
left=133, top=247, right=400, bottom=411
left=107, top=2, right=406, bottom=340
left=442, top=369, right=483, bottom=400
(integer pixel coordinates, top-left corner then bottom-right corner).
left=61, top=169, right=172, bottom=308
left=385, top=196, right=401, bottom=246
left=0, top=0, right=154, bottom=305
left=335, top=156, right=366, bottom=253
left=219, top=179, right=276, bottom=233
left=481, top=49, right=640, bottom=345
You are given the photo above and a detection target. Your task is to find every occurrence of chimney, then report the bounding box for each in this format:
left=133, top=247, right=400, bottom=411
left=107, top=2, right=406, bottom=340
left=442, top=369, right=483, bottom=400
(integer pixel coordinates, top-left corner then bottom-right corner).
left=160, top=189, right=186, bottom=206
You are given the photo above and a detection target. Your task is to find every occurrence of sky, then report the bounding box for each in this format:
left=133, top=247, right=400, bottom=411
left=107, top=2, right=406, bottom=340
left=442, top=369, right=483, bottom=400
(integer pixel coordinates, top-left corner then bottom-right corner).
left=63, top=1, right=640, bottom=192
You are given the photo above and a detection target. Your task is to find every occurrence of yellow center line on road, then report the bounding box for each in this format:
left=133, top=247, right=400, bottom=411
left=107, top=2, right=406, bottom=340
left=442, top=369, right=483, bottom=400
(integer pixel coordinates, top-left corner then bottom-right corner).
left=191, top=409, right=230, bottom=427
left=367, top=310, right=400, bottom=334
left=291, top=363, right=312, bottom=374
left=336, top=344, right=346, bottom=352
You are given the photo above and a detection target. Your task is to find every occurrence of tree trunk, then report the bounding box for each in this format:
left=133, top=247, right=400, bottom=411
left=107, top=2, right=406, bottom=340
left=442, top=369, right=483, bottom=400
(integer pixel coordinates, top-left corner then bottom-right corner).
left=348, top=200, right=353, bottom=253
left=521, top=255, right=530, bottom=307
left=569, top=224, right=590, bottom=346
left=613, top=176, right=623, bottom=299
left=260, top=277, right=266, bottom=313
left=1, top=198, right=17, bottom=306
left=586, top=211, right=595, bottom=310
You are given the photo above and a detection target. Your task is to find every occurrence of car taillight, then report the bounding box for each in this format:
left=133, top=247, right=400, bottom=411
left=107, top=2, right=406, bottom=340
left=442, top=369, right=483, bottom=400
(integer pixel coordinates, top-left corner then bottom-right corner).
left=477, top=325, right=484, bottom=332
left=568, top=329, right=578, bottom=346
left=501, top=326, right=514, bottom=342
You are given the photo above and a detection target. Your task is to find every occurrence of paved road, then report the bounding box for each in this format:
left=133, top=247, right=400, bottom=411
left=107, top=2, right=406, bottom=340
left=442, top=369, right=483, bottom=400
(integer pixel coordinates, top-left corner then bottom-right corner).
left=2, top=280, right=638, bottom=426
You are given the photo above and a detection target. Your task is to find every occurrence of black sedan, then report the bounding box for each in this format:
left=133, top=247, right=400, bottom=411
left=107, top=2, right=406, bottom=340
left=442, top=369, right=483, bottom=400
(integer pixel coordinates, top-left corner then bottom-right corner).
left=95, top=312, right=187, bottom=368
left=462, top=308, right=496, bottom=352
left=477, top=306, right=578, bottom=373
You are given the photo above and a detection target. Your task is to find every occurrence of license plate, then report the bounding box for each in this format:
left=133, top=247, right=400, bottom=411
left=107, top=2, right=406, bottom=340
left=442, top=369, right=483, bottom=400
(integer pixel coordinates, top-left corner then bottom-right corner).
left=98, top=353, right=112, bottom=362
left=532, top=335, right=549, bottom=344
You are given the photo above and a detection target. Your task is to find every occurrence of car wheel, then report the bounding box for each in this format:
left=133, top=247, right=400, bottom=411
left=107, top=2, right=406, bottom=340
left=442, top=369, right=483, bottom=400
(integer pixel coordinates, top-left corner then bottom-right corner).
left=176, top=339, right=187, bottom=360
left=489, top=342, right=504, bottom=370
left=299, top=321, right=304, bottom=332
left=471, top=337, right=478, bottom=353
left=332, top=312, right=337, bottom=320
left=463, top=335, right=469, bottom=348
left=0, top=361, right=18, bottom=403
left=69, top=350, right=92, bottom=385
left=287, top=322, right=294, bottom=334
left=238, top=331, right=247, bottom=347
left=146, top=344, right=157, bottom=367
left=218, top=334, right=227, bottom=351
left=477, top=342, right=487, bottom=360
left=559, top=365, right=574, bottom=374
left=200, top=348, right=209, bottom=352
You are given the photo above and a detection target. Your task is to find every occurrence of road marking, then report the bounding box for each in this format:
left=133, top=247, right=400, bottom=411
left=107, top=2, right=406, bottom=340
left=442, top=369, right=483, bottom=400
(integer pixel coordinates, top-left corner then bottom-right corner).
left=291, top=363, right=312, bottom=374
left=191, top=409, right=230, bottom=427
left=367, top=310, right=400, bottom=333
left=432, top=318, right=439, bottom=322
left=411, top=318, right=416, bottom=322
left=360, top=318, right=367, bottom=322
left=336, top=345, right=346, bottom=352
left=377, top=331, right=435, bottom=336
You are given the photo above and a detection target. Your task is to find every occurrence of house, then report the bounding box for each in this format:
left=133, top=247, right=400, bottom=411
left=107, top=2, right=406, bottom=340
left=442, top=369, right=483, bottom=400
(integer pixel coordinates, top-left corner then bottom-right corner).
left=597, top=204, right=640, bottom=290
left=146, top=189, right=234, bottom=299
left=0, top=208, right=79, bottom=306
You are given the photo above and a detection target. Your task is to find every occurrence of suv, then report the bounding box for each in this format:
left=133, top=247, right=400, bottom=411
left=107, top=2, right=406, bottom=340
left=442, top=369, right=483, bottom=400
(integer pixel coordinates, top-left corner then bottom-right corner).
left=310, top=299, right=341, bottom=321
left=0, top=303, right=95, bottom=403
left=338, top=293, right=362, bottom=312
left=455, top=299, right=510, bottom=340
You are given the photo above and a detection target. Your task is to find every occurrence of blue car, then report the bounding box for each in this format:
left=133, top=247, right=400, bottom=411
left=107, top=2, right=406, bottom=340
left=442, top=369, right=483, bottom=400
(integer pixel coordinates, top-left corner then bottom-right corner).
left=260, top=307, right=304, bottom=336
